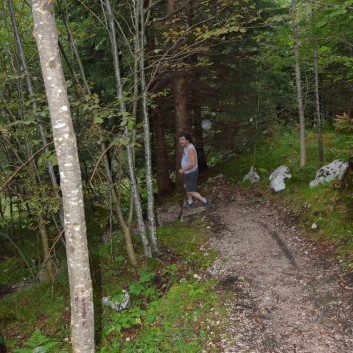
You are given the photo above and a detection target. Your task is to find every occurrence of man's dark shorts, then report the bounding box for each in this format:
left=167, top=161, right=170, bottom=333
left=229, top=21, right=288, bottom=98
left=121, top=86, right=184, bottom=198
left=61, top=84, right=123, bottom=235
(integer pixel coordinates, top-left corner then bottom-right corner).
left=184, top=169, right=199, bottom=192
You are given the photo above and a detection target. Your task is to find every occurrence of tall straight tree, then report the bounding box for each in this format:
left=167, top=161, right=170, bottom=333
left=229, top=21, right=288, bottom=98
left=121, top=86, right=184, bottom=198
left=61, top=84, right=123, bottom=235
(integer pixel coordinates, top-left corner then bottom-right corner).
left=7, top=0, right=64, bottom=228
left=167, top=0, right=190, bottom=184
left=31, top=1, right=94, bottom=352
left=314, top=47, right=324, bottom=165
left=136, top=0, right=159, bottom=254
left=104, top=0, right=152, bottom=258
left=291, top=0, right=306, bottom=167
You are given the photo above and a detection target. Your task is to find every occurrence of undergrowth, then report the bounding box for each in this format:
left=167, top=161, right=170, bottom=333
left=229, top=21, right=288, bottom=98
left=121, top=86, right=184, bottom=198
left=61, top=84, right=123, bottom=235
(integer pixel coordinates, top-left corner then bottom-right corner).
left=0, top=219, right=225, bottom=352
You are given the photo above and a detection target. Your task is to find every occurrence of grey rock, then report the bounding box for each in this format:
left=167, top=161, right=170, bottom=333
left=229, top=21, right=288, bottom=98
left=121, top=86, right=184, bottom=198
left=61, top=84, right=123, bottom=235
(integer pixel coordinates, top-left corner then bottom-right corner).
left=243, top=166, right=260, bottom=184
left=102, top=290, right=130, bottom=312
left=309, top=160, right=348, bottom=188
left=269, top=166, right=292, bottom=192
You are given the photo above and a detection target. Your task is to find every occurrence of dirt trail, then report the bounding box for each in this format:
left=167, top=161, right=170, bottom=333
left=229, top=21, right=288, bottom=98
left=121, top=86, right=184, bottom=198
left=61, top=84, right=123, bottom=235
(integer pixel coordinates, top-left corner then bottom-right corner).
left=205, top=185, right=353, bottom=353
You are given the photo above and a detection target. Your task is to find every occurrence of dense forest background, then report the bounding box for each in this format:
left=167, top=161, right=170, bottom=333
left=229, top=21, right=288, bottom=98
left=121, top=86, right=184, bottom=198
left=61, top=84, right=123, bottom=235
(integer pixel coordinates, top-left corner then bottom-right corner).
left=1, top=0, right=353, bottom=352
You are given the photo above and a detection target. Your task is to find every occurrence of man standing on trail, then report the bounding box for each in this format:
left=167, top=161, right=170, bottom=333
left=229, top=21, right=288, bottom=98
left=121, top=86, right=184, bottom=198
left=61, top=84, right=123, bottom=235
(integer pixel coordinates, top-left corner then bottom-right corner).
left=178, top=132, right=209, bottom=208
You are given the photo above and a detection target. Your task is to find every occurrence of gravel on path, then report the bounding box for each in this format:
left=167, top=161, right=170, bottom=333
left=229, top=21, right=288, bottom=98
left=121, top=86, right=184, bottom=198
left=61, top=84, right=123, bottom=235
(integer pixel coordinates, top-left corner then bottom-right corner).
left=206, top=187, right=353, bottom=353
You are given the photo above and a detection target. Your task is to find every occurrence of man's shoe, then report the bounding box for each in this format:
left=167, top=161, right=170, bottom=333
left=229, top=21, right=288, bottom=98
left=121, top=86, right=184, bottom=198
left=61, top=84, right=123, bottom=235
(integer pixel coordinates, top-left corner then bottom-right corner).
left=202, top=199, right=210, bottom=207
left=184, top=202, right=195, bottom=208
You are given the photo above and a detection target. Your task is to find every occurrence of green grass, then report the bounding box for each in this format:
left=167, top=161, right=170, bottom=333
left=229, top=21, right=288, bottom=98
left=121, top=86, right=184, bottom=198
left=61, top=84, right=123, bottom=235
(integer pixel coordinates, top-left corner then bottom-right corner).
left=1, top=217, right=226, bottom=352
left=97, top=220, right=223, bottom=352
left=220, top=126, right=353, bottom=267
left=0, top=257, right=31, bottom=286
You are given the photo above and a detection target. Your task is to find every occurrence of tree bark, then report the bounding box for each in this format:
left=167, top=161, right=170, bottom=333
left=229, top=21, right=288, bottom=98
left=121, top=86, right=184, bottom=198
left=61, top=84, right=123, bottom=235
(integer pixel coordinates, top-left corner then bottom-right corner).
left=145, top=17, right=173, bottom=196
left=38, top=214, right=55, bottom=281
left=57, top=0, right=91, bottom=96
left=104, top=0, right=152, bottom=258
left=292, top=0, right=306, bottom=167
left=7, top=0, right=63, bottom=216
left=314, top=47, right=324, bottom=166
left=31, top=2, right=94, bottom=352
left=192, top=100, right=207, bottom=171
left=153, top=107, right=173, bottom=194
left=137, top=0, right=159, bottom=254
left=187, top=1, right=207, bottom=171
left=167, top=0, right=190, bottom=184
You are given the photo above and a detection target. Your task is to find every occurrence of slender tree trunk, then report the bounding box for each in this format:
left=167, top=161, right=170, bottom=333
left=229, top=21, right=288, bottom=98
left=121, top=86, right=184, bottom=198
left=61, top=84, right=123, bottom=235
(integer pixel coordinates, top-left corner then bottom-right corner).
left=58, top=40, right=85, bottom=97
left=187, top=1, right=207, bottom=171
left=145, top=19, right=173, bottom=195
left=57, top=0, right=91, bottom=95
left=38, top=214, right=55, bottom=281
left=104, top=0, right=152, bottom=258
left=292, top=0, right=306, bottom=167
left=31, top=2, right=94, bottom=352
left=314, top=47, right=324, bottom=166
left=0, top=197, right=4, bottom=219
left=7, top=0, right=64, bottom=227
left=115, top=146, right=137, bottom=266
left=167, top=0, right=190, bottom=184
left=153, top=108, right=173, bottom=194
left=192, top=101, right=207, bottom=171
left=174, top=73, right=189, bottom=183
left=137, top=0, right=158, bottom=254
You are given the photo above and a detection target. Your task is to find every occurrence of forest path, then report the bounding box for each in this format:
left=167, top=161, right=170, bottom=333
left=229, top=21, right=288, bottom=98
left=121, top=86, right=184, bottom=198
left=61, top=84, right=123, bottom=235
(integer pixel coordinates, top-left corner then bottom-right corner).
left=205, top=182, right=353, bottom=353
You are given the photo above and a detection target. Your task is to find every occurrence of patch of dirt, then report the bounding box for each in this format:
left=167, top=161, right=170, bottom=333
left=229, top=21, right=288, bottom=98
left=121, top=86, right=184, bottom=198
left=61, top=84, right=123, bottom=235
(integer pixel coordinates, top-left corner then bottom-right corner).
left=204, top=182, right=353, bottom=353
left=0, top=284, right=14, bottom=298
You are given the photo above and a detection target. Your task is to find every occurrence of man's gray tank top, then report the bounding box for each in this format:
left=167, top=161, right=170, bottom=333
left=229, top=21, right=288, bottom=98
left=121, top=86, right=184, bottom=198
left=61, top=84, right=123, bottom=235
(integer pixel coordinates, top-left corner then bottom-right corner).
left=181, top=143, right=198, bottom=174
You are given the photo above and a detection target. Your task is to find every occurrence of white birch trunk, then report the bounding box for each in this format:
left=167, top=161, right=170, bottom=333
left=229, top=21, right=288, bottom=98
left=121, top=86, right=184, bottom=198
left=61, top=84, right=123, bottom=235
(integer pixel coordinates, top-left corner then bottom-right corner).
left=137, top=0, right=159, bottom=254
left=292, top=0, right=306, bottom=167
left=31, top=1, right=94, bottom=352
left=104, top=0, right=152, bottom=258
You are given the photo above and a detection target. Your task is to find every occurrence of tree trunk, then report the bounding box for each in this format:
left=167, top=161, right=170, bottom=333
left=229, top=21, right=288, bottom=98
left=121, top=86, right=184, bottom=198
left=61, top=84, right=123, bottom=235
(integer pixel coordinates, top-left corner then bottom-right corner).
left=7, top=0, right=65, bottom=228
left=167, top=0, right=190, bottom=184
left=104, top=0, right=152, bottom=258
left=57, top=0, right=91, bottom=96
left=192, top=101, right=207, bottom=171
left=114, top=146, right=137, bottom=266
left=153, top=108, right=173, bottom=194
left=292, top=0, right=306, bottom=167
left=314, top=47, right=324, bottom=166
left=145, top=19, right=173, bottom=196
left=187, top=1, right=207, bottom=171
left=137, top=0, right=159, bottom=254
left=38, top=214, right=55, bottom=281
left=31, top=2, right=95, bottom=352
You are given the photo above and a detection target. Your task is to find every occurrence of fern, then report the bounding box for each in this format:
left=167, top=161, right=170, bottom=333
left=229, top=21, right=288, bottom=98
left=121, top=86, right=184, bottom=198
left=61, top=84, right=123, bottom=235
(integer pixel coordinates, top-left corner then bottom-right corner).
left=13, top=329, right=61, bottom=353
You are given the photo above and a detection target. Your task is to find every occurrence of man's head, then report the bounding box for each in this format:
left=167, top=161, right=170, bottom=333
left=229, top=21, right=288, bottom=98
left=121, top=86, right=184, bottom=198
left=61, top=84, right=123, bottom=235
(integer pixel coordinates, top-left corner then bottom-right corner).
left=178, top=132, right=192, bottom=147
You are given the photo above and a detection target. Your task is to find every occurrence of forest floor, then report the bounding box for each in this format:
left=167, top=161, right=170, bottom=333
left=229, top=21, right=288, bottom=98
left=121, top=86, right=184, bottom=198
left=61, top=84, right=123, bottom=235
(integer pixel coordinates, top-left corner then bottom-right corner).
left=198, top=178, right=353, bottom=353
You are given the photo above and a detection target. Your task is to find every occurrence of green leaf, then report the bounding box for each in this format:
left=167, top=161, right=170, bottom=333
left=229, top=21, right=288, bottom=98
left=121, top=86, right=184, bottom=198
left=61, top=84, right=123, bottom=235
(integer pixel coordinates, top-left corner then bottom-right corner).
left=94, top=117, right=104, bottom=124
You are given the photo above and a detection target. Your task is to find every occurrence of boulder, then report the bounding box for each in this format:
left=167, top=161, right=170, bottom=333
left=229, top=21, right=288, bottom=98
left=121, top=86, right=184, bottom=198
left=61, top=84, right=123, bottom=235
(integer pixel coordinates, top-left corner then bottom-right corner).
left=102, top=290, right=130, bottom=312
left=269, top=166, right=292, bottom=192
left=243, top=166, right=260, bottom=184
left=309, top=160, right=349, bottom=188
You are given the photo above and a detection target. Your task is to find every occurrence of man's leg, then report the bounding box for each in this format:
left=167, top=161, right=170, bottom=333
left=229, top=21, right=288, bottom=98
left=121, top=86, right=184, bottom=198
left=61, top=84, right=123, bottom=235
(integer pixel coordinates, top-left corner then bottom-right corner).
left=187, top=191, right=207, bottom=203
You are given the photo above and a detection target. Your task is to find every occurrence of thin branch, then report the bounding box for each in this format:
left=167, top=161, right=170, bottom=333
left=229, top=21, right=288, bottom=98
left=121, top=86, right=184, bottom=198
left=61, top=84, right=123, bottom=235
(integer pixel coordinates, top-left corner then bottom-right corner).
left=0, top=141, right=54, bottom=192
left=88, top=143, right=114, bottom=185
